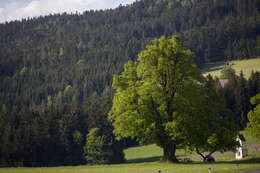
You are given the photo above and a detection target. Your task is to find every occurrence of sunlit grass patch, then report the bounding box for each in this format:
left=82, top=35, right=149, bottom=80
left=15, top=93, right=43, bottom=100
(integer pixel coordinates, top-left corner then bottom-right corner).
left=203, top=58, right=260, bottom=78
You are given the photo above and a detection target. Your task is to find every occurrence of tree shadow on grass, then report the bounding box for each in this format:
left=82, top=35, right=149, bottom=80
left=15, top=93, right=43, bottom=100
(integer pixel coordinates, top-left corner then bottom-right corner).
left=126, top=156, right=161, bottom=164
left=126, top=153, right=260, bottom=165
left=184, top=157, right=260, bottom=165
left=203, top=61, right=227, bottom=72
left=229, top=157, right=260, bottom=164
left=126, top=155, right=189, bottom=164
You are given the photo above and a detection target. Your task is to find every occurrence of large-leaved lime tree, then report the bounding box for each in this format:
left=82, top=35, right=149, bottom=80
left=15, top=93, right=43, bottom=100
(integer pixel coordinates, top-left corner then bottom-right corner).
left=109, top=36, right=238, bottom=162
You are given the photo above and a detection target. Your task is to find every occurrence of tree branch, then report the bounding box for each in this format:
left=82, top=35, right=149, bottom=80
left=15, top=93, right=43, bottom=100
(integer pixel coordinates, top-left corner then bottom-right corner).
left=196, top=149, right=205, bottom=159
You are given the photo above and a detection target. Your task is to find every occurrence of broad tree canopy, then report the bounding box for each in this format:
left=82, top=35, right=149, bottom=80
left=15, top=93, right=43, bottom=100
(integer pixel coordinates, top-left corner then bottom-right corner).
left=109, top=36, right=238, bottom=162
left=179, top=75, right=238, bottom=160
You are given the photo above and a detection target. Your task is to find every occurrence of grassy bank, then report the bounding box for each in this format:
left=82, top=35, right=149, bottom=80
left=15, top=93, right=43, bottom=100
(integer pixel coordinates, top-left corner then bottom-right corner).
left=203, top=58, right=260, bottom=78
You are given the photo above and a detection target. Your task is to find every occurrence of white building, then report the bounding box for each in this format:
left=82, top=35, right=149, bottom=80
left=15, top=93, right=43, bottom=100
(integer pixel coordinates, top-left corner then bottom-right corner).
left=235, top=136, right=248, bottom=159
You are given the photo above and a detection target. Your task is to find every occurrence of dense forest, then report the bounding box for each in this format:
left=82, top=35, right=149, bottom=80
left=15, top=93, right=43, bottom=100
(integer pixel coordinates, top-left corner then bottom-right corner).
left=0, top=0, right=259, bottom=167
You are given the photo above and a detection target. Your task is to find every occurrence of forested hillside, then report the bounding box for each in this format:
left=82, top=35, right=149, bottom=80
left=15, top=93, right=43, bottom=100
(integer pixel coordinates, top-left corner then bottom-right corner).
left=0, top=0, right=259, bottom=107
left=0, top=0, right=260, bottom=167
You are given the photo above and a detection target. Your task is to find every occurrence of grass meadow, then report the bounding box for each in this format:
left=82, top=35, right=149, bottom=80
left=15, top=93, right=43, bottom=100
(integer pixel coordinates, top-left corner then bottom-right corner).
left=1, top=160, right=260, bottom=173
left=203, top=58, right=260, bottom=78
left=1, top=132, right=260, bottom=173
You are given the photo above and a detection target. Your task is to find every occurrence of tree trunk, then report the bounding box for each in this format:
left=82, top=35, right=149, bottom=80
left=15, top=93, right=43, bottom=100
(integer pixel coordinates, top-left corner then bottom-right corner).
left=196, top=149, right=216, bottom=162
left=161, top=144, right=178, bottom=162
left=196, top=150, right=206, bottom=161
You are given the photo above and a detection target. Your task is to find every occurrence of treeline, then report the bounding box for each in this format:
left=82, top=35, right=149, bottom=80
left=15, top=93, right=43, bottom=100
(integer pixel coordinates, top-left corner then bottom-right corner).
left=0, top=69, right=259, bottom=167
left=0, top=89, right=125, bottom=166
left=0, top=0, right=259, bottom=108
left=217, top=70, right=260, bottom=129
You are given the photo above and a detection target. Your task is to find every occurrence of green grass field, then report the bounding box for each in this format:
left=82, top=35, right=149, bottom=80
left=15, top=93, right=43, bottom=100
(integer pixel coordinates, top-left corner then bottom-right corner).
left=203, top=58, right=260, bottom=78
left=1, top=160, right=260, bottom=173
left=124, top=131, right=260, bottom=163
left=124, top=144, right=192, bottom=163
left=1, top=132, right=260, bottom=173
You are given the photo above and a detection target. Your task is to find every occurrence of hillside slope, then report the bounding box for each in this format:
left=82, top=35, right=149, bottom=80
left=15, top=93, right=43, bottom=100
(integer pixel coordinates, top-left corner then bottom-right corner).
left=204, top=58, right=260, bottom=78
left=0, top=0, right=259, bottom=107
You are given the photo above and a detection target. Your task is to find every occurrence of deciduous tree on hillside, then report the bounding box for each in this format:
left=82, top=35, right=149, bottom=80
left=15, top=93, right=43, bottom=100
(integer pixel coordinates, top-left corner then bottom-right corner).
left=109, top=36, right=238, bottom=162
left=181, top=75, right=238, bottom=161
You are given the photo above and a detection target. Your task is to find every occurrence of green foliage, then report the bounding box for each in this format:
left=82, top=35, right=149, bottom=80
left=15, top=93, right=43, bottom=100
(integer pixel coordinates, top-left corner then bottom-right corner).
left=0, top=0, right=259, bottom=167
left=220, top=66, right=236, bottom=79
left=84, top=127, right=125, bottom=165
left=250, top=93, right=260, bottom=105
left=72, top=130, right=83, bottom=145
left=217, top=70, right=260, bottom=129
left=247, top=94, right=260, bottom=139
left=110, top=35, right=203, bottom=162
left=0, top=105, right=88, bottom=166
left=0, top=91, right=126, bottom=166
left=174, top=75, right=239, bottom=159
left=84, top=128, right=107, bottom=164
left=0, top=0, right=259, bottom=109
left=240, top=131, right=260, bottom=144
left=110, top=35, right=238, bottom=162
left=204, top=58, right=260, bottom=79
